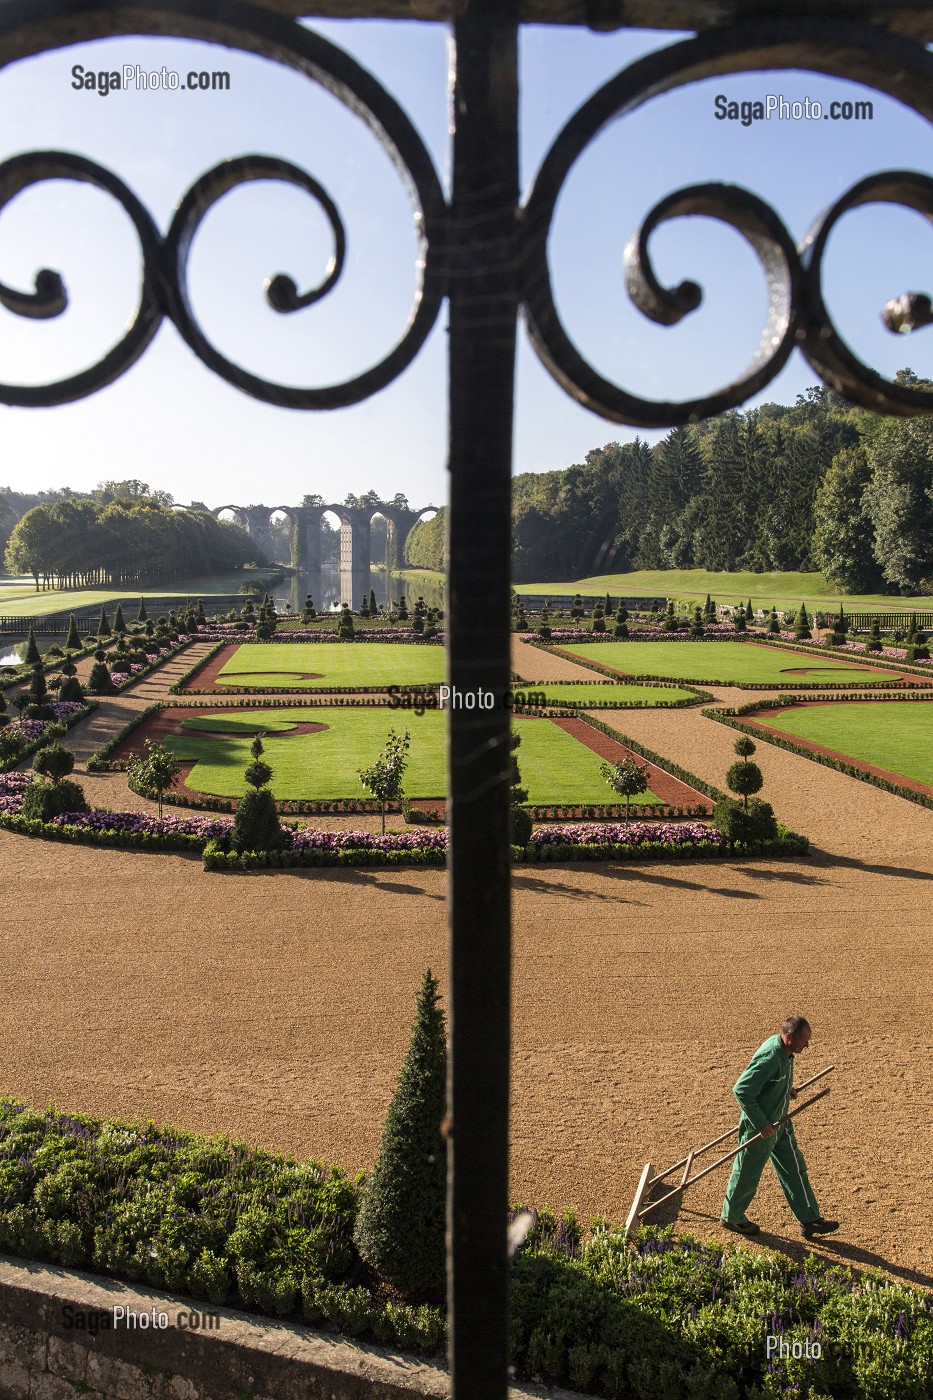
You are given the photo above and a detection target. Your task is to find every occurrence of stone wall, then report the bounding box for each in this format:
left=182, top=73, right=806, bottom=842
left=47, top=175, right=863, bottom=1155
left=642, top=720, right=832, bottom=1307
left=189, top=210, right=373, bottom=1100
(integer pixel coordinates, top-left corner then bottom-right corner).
left=0, top=1255, right=582, bottom=1400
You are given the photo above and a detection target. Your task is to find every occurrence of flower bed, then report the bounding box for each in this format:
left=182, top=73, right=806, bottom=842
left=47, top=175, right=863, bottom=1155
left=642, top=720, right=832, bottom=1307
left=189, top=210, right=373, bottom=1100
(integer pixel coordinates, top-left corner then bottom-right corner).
left=0, top=700, right=97, bottom=771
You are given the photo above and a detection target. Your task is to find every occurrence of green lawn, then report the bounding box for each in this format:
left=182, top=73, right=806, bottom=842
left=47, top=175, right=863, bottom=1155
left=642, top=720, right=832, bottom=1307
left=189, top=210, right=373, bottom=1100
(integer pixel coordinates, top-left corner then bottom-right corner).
left=515, top=681, right=697, bottom=706
left=752, top=700, right=933, bottom=787
left=513, top=569, right=933, bottom=612
left=0, top=571, right=282, bottom=618
left=215, top=642, right=447, bottom=689
left=166, top=709, right=660, bottom=805
left=557, top=640, right=903, bottom=686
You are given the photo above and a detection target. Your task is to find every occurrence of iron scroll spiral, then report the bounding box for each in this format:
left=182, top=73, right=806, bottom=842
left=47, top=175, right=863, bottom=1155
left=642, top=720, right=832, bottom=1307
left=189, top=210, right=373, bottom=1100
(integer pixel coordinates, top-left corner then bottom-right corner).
left=0, top=151, right=165, bottom=406
left=0, top=0, right=447, bottom=409
left=521, top=20, right=933, bottom=427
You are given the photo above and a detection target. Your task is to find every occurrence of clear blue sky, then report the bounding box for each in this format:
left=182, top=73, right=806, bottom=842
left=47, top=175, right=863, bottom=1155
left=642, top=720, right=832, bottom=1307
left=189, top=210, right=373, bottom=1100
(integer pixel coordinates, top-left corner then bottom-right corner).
left=0, top=18, right=929, bottom=509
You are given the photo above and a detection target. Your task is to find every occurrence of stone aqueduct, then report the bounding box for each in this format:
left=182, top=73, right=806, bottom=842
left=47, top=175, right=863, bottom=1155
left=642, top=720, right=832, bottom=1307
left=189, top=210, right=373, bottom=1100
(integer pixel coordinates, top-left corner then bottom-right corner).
left=205, top=502, right=438, bottom=575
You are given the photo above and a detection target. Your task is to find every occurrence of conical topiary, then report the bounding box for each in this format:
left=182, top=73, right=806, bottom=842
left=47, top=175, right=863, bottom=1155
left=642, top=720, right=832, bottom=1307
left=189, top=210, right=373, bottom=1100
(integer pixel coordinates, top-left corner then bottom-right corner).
left=353, top=969, right=447, bottom=1298
left=64, top=614, right=81, bottom=651
left=136, top=598, right=147, bottom=623
left=24, top=628, right=41, bottom=667
left=113, top=604, right=126, bottom=633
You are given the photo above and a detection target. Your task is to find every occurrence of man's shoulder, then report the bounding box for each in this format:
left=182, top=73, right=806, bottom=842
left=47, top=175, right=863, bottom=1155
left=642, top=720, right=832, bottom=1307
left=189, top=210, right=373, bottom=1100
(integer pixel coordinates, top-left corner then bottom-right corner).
left=748, top=1035, right=783, bottom=1066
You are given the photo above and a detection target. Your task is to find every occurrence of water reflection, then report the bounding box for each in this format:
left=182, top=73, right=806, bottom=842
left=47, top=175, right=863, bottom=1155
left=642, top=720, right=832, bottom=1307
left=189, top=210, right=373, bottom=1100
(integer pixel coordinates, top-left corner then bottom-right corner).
left=273, top=570, right=445, bottom=615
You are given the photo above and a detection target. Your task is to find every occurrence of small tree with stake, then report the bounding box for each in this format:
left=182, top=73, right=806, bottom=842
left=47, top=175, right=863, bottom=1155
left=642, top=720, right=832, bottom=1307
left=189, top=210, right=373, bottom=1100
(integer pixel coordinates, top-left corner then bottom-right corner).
left=359, top=728, right=411, bottom=834
left=600, top=755, right=650, bottom=822
left=127, top=739, right=181, bottom=819
left=353, top=968, right=447, bottom=1299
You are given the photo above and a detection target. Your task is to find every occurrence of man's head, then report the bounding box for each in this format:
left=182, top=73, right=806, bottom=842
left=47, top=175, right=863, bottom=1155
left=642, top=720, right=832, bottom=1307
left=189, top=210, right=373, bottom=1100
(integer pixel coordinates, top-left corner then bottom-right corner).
left=780, top=1015, right=811, bottom=1055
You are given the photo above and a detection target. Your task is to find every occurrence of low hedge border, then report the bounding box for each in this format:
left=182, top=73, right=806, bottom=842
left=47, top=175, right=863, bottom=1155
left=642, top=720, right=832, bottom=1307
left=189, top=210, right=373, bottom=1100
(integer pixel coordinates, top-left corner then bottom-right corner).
left=514, top=830, right=809, bottom=860
left=178, top=685, right=438, bottom=698
left=86, top=703, right=162, bottom=771
left=0, top=811, right=208, bottom=853
left=0, top=700, right=98, bottom=773
left=136, top=788, right=427, bottom=816
left=203, top=843, right=447, bottom=871
left=527, top=802, right=711, bottom=820
left=704, top=698, right=933, bottom=813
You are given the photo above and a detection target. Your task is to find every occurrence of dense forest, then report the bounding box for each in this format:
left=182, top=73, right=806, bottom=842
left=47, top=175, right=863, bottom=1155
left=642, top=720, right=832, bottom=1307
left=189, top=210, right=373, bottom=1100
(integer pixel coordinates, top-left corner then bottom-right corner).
left=405, top=372, right=933, bottom=594
left=4, top=483, right=256, bottom=589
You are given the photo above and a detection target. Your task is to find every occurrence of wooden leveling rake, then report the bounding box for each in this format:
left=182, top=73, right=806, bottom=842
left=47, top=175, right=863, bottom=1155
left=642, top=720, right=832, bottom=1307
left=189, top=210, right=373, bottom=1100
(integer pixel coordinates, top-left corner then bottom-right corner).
left=624, top=1065, right=835, bottom=1239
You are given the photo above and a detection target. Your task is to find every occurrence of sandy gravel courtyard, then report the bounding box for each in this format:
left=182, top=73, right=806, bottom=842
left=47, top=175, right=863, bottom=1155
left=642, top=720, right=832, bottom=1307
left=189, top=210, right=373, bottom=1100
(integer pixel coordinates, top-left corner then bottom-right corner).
left=2, top=656, right=932, bottom=1294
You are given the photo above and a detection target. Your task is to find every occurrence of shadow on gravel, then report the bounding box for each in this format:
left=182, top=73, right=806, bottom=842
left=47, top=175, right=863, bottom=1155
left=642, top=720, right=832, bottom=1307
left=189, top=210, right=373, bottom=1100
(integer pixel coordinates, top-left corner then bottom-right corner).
left=811, top=851, right=933, bottom=881
left=595, top=866, right=762, bottom=899
left=732, top=865, right=827, bottom=886
left=511, top=873, right=645, bottom=903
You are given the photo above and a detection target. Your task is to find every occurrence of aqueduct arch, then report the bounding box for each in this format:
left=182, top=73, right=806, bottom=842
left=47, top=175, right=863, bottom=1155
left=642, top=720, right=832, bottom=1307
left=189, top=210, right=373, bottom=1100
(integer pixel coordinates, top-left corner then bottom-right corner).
left=205, top=500, right=438, bottom=574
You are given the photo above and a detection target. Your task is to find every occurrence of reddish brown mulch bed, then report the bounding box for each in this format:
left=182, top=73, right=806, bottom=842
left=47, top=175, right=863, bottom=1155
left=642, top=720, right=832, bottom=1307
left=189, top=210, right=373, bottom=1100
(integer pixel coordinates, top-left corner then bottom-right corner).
left=743, top=703, right=933, bottom=801
left=176, top=644, right=245, bottom=691
left=550, top=716, right=713, bottom=810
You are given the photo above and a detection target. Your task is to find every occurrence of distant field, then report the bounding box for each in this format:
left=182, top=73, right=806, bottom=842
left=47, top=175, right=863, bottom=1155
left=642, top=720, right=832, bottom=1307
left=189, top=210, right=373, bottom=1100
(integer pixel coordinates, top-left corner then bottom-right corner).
left=165, top=709, right=657, bottom=804
left=518, top=681, right=697, bottom=706
left=0, top=572, right=282, bottom=619
left=215, top=642, right=446, bottom=689
left=557, top=640, right=903, bottom=686
left=513, top=569, right=933, bottom=612
left=752, top=700, right=933, bottom=788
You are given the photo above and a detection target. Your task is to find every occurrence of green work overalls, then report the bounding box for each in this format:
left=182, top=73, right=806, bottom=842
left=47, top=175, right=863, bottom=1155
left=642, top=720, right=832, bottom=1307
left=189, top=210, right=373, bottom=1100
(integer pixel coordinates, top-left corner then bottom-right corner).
left=721, top=1035, right=820, bottom=1225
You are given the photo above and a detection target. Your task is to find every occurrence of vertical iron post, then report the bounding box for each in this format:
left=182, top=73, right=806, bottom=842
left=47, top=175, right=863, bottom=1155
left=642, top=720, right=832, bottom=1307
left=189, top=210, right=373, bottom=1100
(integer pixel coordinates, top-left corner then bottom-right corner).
left=446, top=3, right=520, bottom=1396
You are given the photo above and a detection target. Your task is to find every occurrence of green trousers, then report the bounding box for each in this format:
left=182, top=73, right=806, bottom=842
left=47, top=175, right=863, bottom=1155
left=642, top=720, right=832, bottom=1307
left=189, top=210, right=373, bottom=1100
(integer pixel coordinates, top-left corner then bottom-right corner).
left=722, top=1118, right=820, bottom=1224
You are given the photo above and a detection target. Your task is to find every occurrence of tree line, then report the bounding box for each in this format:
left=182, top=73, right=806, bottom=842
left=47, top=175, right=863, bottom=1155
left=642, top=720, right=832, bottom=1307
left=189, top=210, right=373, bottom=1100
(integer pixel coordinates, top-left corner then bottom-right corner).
left=405, top=371, right=933, bottom=593
left=4, top=489, right=257, bottom=590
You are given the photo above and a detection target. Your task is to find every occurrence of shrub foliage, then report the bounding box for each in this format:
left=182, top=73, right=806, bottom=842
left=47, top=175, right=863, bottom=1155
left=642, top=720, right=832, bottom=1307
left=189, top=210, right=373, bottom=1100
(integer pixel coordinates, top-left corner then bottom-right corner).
left=353, top=969, right=447, bottom=1298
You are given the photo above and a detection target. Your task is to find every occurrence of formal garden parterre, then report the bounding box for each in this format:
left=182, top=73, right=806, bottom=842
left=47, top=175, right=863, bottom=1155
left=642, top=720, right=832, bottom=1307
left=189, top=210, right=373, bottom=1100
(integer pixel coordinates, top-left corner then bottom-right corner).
left=6, top=597, right=933, bottom=1398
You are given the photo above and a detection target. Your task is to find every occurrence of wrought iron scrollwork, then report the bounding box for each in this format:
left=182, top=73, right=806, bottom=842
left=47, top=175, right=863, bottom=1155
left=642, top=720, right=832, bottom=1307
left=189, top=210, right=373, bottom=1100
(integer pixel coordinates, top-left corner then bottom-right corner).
left=0, top=151, right=164, bottom=406
left=521, top=19, right=933, bottom=426
left=0, top=0, right=448, bottom=409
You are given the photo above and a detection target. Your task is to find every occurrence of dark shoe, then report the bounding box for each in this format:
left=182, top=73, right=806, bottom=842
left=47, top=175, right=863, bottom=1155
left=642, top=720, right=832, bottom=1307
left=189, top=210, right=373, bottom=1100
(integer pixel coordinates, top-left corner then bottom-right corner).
left=721, top=1217, right=760, bottom=1236
left=801, top=1217, right=839, bottom=1238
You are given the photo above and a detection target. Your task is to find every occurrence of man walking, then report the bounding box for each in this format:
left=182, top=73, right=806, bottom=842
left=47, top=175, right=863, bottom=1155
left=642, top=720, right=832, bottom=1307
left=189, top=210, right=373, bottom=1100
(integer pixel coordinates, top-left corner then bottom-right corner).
left=721, top=1016, right=838, bottom=1239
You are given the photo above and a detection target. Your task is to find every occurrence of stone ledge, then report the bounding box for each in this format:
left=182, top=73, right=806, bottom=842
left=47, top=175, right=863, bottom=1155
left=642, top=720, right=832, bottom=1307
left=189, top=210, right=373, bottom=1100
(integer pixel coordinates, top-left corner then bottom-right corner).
left=0, top=1255, right=585, bottom=1400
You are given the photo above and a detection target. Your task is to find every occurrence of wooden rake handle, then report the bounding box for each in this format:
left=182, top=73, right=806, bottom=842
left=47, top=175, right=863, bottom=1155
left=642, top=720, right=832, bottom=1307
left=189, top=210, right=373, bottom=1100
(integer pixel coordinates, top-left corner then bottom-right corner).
left=639, top=1084, right=832, bottom=1220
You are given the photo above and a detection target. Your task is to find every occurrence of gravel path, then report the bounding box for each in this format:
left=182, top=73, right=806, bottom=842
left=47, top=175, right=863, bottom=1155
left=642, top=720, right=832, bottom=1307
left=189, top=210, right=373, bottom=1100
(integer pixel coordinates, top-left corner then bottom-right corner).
left=3, top=670, right=932, bottom=1290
